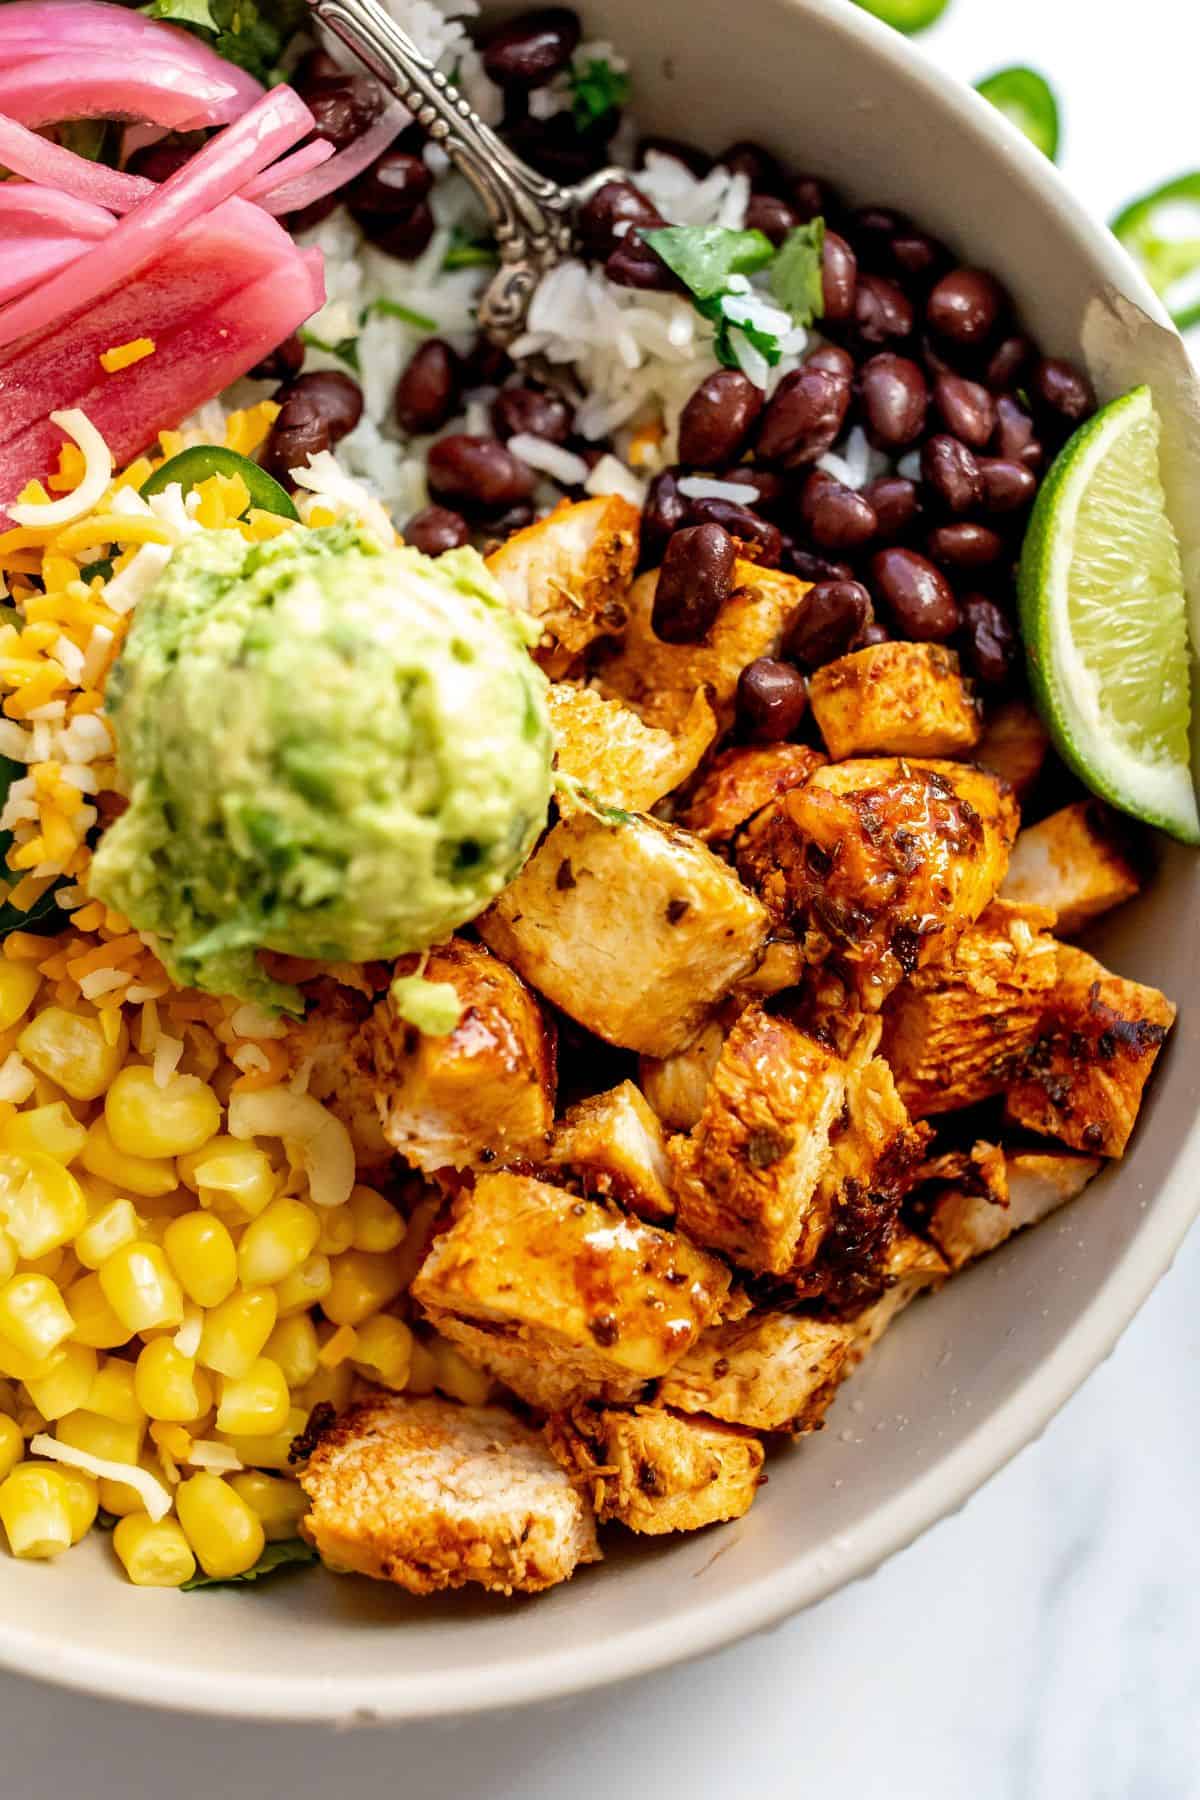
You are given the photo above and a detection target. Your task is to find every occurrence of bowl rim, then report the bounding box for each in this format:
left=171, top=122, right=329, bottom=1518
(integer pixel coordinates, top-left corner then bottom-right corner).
left=2, top=0, right=1193, bottom=1726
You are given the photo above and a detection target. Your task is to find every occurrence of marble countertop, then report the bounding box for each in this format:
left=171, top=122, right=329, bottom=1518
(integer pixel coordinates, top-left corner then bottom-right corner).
left=3, top=3, right=1200, bottom=1795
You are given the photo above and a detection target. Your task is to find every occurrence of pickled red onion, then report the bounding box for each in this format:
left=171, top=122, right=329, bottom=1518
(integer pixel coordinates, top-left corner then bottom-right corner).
left=0, top=113, right=147, bottom=213
left=0, top=53, right=259, bottom=132
left=0, top=183, right=114, bottom=304
left=240, top=138, right=335, bottom=207
left=255, top=99, right=409, bottom=216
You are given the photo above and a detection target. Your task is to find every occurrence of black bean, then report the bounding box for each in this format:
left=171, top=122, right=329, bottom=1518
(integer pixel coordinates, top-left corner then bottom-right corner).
left=361, top=202, right=436, bottom=260
left=782, top=544, right=855, bottom=585
left=248, top=333, right=304, bottom=383
left=862, top=476, right=920, bottom=543
left=993, top=394, right=1044, bottom=469
left=978, top=457, right=1038, bottom=515
left=688, top=498, right=782, bottom=566
left=856, top=619, right=890, bottom=648
left=491, top=384, right=573, bottom=445
left=757, top=367, right=851, bottom=467
left=784, top=579, right=873, bottom=669
left=860, top=352, right=928, bottom=448
left=404, top=505, right=470, bottom=555
left=652, top=523, right=736, bottom=642
left=504, top=113, right=614, bottom=185
left=577, top=179, right=662, bottom=261
left=927, top=521, right=1006, bottom=569
left=851, top=274, right=915, bottom=348
left=462, top=335, right=513, bottom=389
left=790, top=173, right=838, bottom=222
left=820, top=231, right=858, bottom=323
left=986, top=333, right=1034, bottom=392
left=745, top=192, right=801, bottom=245
left=642, top=470, right=689, bottom=560
left=720, top=141, right=788, bottom=193
left=482, top=7, right=580, bottom=88
left=124, top=139, right=196, bottom=183
left=264, top=371, right=363, bottom=482
left=736, top=658, right=809, bottom=742
left=846, top=206, right=909, bottom=268
left=723, top=467, right=787, bottom=513
left=889, top=229, right=949, bottom=289
left=917, top=331, right=958, bottom=381
left=932, top=371, right=996, bottom=448
left=394, top=339, right=460, bottom=436
left=800, top=469, right=878, bottom=552
left=426, top=435, right=536, bottom=509
left=605, top=234, right=678, bottom=291
left=637, top=135, right=712, bottom=177
left=1030, top=357, right=1096, bottom=429
left=290, top=47, right=343, bottom=90
left=346, top=150, right=432, bottom=217
left=926, top=267, right=1006, bottom=348
left=488, top=501, right=536, bottom=538
left=303, top=74, right=384, bottom=151
left=678, top=370, right=764, bottom=469
left=921, top=435, right=982, bottom=515
left=959, top=595, right=1017, bottom=686
left=871, top=547, right=959, bottom=641
left=805, top=344, right=856, bottom=383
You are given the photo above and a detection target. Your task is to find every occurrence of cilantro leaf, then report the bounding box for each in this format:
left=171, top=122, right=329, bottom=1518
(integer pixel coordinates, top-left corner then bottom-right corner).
left=569, top=58, right=631, bottom=132
left=299, top=328, right=362, bottom=374
left=181, top=1538, right=318, bottom=1591
left=639, top=225, right=775, bottom=301
left=768, top=219, right=826, bottom=326
left=139, top=0, right=305, bottom=85
left=143, top=0, right=218, bottom=30
left=443, top=226, right=499, bottom=272
left=367, top=299, right=439, bottom=333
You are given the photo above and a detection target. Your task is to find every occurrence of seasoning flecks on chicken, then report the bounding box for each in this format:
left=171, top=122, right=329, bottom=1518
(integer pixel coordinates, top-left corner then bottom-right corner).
left=677, top=743, right=826, bottom=844
left=737, top=757, right=1019, bottom=1008
left=298, top=1392, right=600, bottom=1595
left=639, top=1016, right=728, bottom=1135
left=880, top=900, right=1059, bottom=1118
left=485, top=494, right=640, bottom=676
left=545, top=1403, right=763, bottom=1535
left=808, top=642, right=982, bottom=761
left=846, top=1230, right=948, bottom=1357
left=922, top=1149, right=1102, bottom=1271
left=657, top=1306, right=856, bottom=1433
left=544, top=1080, right=676, bottom=1222
left=972, top=696, right=1050, bottom=802
left=411, top=1171, right=731, bottom=1412
left=1003, top=945, right=1175, bottom=1157
left=549, top=681, right=717, bottom=814
left=354, top=939, right=555, bottom=1174
left=480, top=811, right=769, bottom=1058
left=1000, top=800, right=1142, bottom=935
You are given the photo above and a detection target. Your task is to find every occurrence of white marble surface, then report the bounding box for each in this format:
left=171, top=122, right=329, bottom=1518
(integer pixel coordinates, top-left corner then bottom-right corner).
left=4, top=3, right=1200, bottom=1796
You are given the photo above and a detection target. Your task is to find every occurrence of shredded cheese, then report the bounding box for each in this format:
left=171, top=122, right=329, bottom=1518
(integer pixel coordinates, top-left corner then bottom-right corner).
left=30, top=1433, right=172, bottom=1521
left=99, top=338, right=156, bottom=375
left=9, top=411, right=114, bottom=529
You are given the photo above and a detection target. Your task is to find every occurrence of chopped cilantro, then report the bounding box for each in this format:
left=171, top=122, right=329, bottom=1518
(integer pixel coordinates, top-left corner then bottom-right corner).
left=769, top=219, right=826, bottom=326
left=181, top=1537, right=318, bottom=1591
left=142, top=0, right=218, bottom=30
left=138, top=0, right=306, bottom=86
left=367, top=299, right=440, bottom=333
left=443, top=226, right=499, bottom=272
left=639, top=225, right=775, bottom=300
left=569, top=57, right=631, bottom=131
left=299, top=328, right=362, bottom=374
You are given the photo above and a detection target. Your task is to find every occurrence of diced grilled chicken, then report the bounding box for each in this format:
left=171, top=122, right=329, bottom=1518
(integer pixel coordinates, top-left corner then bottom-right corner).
left=298, top=1392, right=599, bottom=1595
left=808, top=643, right=982, bottom=760
left=284, top=979, right=394, bottom=1172
left=737, top=757, right=1019, bottom=1007
left=354, top=939, right=554, bottom=1174
left=595, top=560, right=808, bottom=733
left=486, top=494, right=639, bottom=675
left=544, top=1080, right=675, bottom=1222
left=545, top=1404, right=763, bottom=1535
left=411, top=1171, right=731, bottom=1412
left=1000, top=800, right=1142, bottom=934
left=640, top=1017, right=728, bottom=1134
left=678, top=744, right=825, bottom=844
left=973, top=696, right=1050, bottom=801
left=481, top=811, right=769, bottom=1058
left=657, top=1307, right=855, bottom=1433
left=548, top=682, right=716, bottom=812
left=880, top=900, right=1059, bottom=1118
left=924, top=1150, right=1101, bottom=1271
left=670, top=1006, right=848, bottom=1276
left=1004, top=945, right=1175, bottom=1157
left=847, top=1230, right=948, bottom=1356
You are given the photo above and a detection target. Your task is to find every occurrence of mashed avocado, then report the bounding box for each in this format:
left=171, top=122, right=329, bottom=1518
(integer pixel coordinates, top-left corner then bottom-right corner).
left=90, top=523, right=554, bottom=1007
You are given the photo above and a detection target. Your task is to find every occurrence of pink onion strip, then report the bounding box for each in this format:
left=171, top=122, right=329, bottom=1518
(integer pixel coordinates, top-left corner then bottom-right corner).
left=0, top=53, right=260, bottom=132
left=0, top=112, right=148, bottom=212
left=257, top=98, right=408, bottom=215
left=240, top=137, right=335, bottom=207
left=0, top=1, right=263, bottom=109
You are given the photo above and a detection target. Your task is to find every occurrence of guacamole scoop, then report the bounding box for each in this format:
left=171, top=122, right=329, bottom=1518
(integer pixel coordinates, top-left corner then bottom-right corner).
left=89, top=523, right=554, bottom=1007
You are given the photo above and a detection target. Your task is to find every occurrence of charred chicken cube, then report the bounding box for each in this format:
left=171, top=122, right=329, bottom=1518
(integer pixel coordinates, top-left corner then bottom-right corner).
left=737, top=757, right=1019, bottom=1006
left=282, top=977, right=394, bottom=1172
left=354, top=939, right=554, bottom=1173
left=298, top=1392, right=600, bottom=1595
left=481, top=811, right=769, bottom=1058
left=486, top=494, right=640, bottom=675
left=548, top=681, right=716, bottom=813
left=640, top=1017, right=728, bottom=1135
left=1000, top=799, right=1142, bottom=934
left=411, top=1171, right=731, bottom=1412
left=1004, top=945, right=1175, bottom=1157
left=880, top=900, right=1059, bottom=1118
left=545, top=1080, right=675, bottom=1222
left=846, top=1231, right=948, bottom=1357
left=925, top=1150, right=1102, bottom=1271
left=545, top=1404, right=763, bottom=1535
left=808, top=642, right=982, bottom=761
left=678, top=744, right=826, bottom=844
left=972, top=696, right=1050, bottom=801
left=657, top=1306, right=856, bottom=1433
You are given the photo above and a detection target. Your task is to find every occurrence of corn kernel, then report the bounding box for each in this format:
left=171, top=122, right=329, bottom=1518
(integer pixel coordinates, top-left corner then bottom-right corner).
left=18, top=1007, right=126, bottom=1101
left=216, top=1356, right=289, bottom=1438
left=134, top=1338, right=208, bottom=1422
left=87, top=1356, right=146, bottom=1424
left=81, top=1119, right=176, bottom=1199
left=273, top=1253, right=331, bottom=1318
left=24, top=1340, right=96, bottom=1420
left=431, top=1337, right=493, bottom=1407
left=184, top=1141, right=276, bottom=1219
left=57, top=1407, right=144, bottom=1466
left=197, top=1287, right=277, bottom=1379
left=0, top=1150, right=87, bottom=1259
left=218, top=1405, right=307, bottom=1472
left=0, top=1272, right=73, bottom=1359
left=351, top=1314, right=412, bottom=1391
left=237, top=1197, right=319, bottom=1289
left=347, top=1185, right=406, bottom=1254
left=162, top=1210, right=237, bottom=1309
left=265, top=1313, right=319, bottom=1390
left=295, top=1362, right=353, bottom=1413
left=97, top=1454, right=164, bottom=1517
left=2, top=1102, right=87, bottom=1164
left=105, top=1066, right=222, bottom=1160
left=323, top=1249, right=407, bottom=1327
left=74, top=1197, right=140, bottom=1271
left=0, top=1230, right=16, bottom=1288
left=0, top=1462, right=73, bottom=1557
left=228, top=1470, right=308, bottom=1542
left=57, top=1464, right=98, bottom=1542
left=316, top=1204, right=354, bottom=1257
left=405, top=1336, right=437, bottom=1396
left=66, top=1272, right=130, bottom=1349
left=0, top=1414, right=22, bottom=1480
left=176, top=1472, right=264, bottom=1578
left=0, top=962, right=40, bottom=1031
left=113, top=1512, right=195, bottom=1587
left=99, top=1241, right=183, bottom=1334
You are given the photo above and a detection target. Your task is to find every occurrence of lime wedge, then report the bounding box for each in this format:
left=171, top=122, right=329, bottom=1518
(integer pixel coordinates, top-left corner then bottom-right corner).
left=1018, top=384, right=1200, bottom=843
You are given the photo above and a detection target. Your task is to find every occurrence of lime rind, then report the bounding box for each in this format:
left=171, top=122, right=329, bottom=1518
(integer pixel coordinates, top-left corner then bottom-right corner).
left=1018, top=384, right=1200, bottom=844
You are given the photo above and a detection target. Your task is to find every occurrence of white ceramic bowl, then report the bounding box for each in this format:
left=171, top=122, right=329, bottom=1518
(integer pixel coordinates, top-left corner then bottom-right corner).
left=5, top=0, right=1199, bottom=1724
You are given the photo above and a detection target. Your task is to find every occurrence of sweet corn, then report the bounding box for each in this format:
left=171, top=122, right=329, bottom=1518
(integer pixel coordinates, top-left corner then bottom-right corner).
left=162, top=1211, right=237, bottom=1309
left=99, top=1241, right=184, bottom=1334
left=273, top=1253, right=331, bottom=1318
left=0, top=1151, right=87, bottom=1258
left=264, top=1313, right=319, bottom=1390
left=176, top=1472, right=264, bottom=1579
left=0, top=961, right=40, bottom=1031
left=0, top=1462, right=73, bottom=1557
left=295, top=1361, right=353, bottom=1414
left=216, top=1356, right=289, bottom=1437
left=218, top=1405, right=307, bottom=1472
left=134, top=1338, right=208, bottom=1422
left=431, top=1338, right=493, bottom=1407
left=18, top=1007, right=126, bottom=1101
left=1, top=1102, right=87, bottom=1165
left=87, top=1357, right=146, bottom=1425
left=113, top=1513, right=196, bottom=1587
left=237, top=1197, right=319, bottom=1288
left=81, top=1119, right=176, bottom=1199
left=187, top=1143, right=276, bottom=1220
left=0, top=1272, right=73, bottom=1360
left=105, top=1066, right=221, bottom=1160
left=316, top=1204, right=354, bottom=1257
left=351, top=1314, right=412, bottom=1391
left=405, top=1335, right=437, bottom=1396
left=228, top=1470, right=308, bottom=1542
left=0, top=1230, right=16, bottom=1288
left=57, top=1464, right=98, bottom=1542
left=0, top=1414, right=23, bottom=1480
left=323, top=1249, right=408, bottom=1327
left=24, top=1340, right=96, bottom=1421
left=197, top=1287, right=277, bottom=1379
left=0, top=1335, right=63, bottom=1383
left=97, top=1454, right=166, bottom=1518
left=347, top=1185, right=407, bottom=1254
left=74, top=1197, right=140, bottom=1270
left=57, top=1407, right=144, bottom=1467
left=66, top=1272, right=131, bottom=1349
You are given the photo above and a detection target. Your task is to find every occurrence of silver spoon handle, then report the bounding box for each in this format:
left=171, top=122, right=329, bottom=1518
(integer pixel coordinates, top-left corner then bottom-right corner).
left=303, top=0, right=574, bottom=336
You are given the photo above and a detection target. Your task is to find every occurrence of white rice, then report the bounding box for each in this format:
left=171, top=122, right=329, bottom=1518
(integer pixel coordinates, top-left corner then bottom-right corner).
left=507, top=435, right=591, bottom=487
